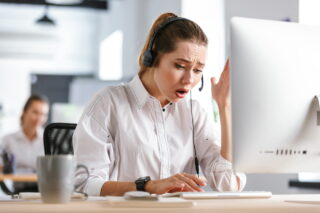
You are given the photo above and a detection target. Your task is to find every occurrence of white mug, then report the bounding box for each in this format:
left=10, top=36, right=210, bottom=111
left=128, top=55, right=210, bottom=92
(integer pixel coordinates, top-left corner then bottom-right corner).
left=36, top=155, right=88, bottom=203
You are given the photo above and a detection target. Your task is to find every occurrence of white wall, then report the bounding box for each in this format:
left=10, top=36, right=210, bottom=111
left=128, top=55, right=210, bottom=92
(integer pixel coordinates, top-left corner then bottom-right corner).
left=226, top=0, right=299, bottom=21
left=0, top=4, right=100, bottom=74
left=0, top=61, right=30, bottom=137
left=225, top=0, right=299, bottom=55
left=97, top=0, right=140, bottom=80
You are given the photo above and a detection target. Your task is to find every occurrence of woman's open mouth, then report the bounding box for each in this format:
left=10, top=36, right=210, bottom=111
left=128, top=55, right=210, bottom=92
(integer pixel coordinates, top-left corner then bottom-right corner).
left=175, top=89, right=189, bottom=98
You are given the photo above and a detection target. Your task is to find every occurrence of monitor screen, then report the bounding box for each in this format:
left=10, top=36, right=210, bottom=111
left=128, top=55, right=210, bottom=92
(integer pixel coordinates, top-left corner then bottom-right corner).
left=51, top=103, right=84, bottom=124
left=230, top=17, right=320, bottom=173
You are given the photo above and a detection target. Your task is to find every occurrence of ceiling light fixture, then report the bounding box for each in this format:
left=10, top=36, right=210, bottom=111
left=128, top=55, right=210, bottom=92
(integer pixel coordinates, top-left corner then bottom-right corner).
left=45, top=0, right=83, bottom=5
left=36, top=4, right=55, bottom=26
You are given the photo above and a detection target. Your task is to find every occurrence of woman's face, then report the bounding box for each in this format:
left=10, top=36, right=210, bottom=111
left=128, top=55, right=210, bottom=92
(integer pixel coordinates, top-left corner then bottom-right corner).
left=153, top=41, right=207, bottom=105
left=22, top=100, right=49, bottom=129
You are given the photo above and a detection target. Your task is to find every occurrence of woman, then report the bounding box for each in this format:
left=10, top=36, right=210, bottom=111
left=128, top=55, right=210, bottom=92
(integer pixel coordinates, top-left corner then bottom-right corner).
left=73, top=12, right=246, bottom=196
left=0, top=94, right=49, bottom=174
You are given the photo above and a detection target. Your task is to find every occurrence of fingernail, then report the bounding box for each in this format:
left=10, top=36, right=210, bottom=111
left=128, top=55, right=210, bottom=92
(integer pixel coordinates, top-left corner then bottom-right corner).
left=199, top=182, right=206, bottom=186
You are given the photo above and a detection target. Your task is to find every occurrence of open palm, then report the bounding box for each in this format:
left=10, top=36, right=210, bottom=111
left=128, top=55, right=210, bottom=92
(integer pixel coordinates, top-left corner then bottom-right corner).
left=211, top=59, right=230, bottom=107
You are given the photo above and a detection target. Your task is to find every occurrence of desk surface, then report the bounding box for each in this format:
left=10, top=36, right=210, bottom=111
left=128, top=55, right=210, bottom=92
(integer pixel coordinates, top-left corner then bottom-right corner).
left=0, top=194, right=320, bottom=213
left=0, top=174, right=37, bottom=182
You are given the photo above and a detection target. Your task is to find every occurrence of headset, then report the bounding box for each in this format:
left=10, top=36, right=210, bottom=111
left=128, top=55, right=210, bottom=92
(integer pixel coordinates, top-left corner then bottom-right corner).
left=142, top=16, right=203, bottom=177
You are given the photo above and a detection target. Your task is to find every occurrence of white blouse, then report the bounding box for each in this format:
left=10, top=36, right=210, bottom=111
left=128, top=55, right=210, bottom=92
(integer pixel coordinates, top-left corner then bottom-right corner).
left=73, top=75, right=246, bottom=196
left=0, top=128, right=44, bottom=174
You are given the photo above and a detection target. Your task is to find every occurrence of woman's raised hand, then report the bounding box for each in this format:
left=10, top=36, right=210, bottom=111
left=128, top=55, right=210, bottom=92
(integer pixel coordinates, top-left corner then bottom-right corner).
left=211, top=59, right=230, bottom=107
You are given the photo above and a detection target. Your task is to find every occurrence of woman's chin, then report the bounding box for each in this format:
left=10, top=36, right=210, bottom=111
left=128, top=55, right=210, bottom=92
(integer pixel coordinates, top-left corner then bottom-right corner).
left=170, top=97, right=182, bottom=103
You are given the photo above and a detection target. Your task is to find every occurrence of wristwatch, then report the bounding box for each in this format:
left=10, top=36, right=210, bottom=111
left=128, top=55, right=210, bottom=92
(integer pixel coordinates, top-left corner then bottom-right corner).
left=135, top=176, right=151, bottom=191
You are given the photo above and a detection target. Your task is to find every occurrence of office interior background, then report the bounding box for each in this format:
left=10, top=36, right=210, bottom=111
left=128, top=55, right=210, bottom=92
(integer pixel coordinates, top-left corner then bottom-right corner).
left=0, top=0, right=319, bottom=194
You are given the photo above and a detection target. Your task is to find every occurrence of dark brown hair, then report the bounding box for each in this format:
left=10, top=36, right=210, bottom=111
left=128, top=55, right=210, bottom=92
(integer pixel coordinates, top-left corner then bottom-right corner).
left=138, top=12, right=208, bottom=76
left=20, top=94, right=49, bottom=125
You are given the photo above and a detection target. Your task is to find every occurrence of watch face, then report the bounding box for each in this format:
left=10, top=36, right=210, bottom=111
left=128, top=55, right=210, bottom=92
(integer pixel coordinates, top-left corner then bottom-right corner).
left=140, top=176, right=150, bottom=182
left=136, top=176, right=150, bottom=183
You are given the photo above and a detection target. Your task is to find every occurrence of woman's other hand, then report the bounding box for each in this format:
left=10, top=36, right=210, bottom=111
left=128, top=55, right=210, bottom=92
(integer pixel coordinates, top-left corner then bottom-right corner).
left=211, top=59, right=230, bottom=107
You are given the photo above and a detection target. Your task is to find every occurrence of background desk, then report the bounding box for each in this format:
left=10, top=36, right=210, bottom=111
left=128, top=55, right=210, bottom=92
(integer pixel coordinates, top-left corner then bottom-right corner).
left=0, top=174, right=37, bottom=182
left=0, top=194, right=320, bottom=213
left=0, top=174, right=38, bottom=195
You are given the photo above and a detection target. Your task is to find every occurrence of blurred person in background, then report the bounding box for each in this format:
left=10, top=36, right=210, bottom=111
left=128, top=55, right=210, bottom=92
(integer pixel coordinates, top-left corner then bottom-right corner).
left=0, top=94, right=49, bottom=193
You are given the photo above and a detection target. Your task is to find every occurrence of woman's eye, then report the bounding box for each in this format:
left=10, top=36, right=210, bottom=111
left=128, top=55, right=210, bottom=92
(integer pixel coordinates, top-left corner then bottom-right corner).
left=175, top=64, right=185, bottom=69
left=194, top=69, right=203, bottom=73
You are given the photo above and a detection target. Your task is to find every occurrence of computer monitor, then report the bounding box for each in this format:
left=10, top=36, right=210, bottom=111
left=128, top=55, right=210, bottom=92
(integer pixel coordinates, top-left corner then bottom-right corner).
left=51, top=103, right=84, bottom=124
left=230, top=17, right=320, bottom=173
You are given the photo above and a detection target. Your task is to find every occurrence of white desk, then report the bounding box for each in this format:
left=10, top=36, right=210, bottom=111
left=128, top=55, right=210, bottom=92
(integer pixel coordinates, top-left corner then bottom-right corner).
left=0, top=194, right=320, bottom=213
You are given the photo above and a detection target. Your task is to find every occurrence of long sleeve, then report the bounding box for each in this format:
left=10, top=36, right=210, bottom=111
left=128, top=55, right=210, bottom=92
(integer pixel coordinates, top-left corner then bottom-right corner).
left=73, top=96, right=116, bottom=196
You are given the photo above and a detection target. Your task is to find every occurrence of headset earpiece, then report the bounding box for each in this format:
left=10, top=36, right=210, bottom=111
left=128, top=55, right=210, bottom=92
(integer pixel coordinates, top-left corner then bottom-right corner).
left=142, top=50, right=154, bottom=67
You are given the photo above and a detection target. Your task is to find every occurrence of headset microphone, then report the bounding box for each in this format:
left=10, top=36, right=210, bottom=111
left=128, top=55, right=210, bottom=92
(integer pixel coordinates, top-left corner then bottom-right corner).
left=198, top=76, right=204, bottom=92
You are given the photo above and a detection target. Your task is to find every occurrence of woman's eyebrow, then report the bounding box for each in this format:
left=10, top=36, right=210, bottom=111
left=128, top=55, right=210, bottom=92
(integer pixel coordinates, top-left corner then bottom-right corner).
left=176, top=58, right=205, bottom=66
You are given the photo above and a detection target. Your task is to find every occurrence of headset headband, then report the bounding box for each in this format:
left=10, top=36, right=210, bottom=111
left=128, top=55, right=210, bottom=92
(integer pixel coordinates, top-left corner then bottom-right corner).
left=146, top=16, right=187, bottom=54
left=143, top=16, right=187, bottom=67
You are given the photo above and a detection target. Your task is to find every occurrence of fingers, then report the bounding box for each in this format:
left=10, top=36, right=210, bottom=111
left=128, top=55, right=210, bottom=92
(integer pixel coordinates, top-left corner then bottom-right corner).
left=224, top=58, right=230, bottom=72
left=221, top=59, right=230, bottom=81
left=166, top=181, right=186, bottom=193
left=153, top=173, right=207, bottom=194
left=182, top=173, right=207, bottom=186
left=211, top=77, right=217, bottom=85
left=149, top=179, right=185, bottom=194
left=174, top=173, right=205, bottom=192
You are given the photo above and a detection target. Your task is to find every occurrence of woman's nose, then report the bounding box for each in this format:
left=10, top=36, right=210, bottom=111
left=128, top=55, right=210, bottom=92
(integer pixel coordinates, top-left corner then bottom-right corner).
left=181, top=71, right=194, bottom=85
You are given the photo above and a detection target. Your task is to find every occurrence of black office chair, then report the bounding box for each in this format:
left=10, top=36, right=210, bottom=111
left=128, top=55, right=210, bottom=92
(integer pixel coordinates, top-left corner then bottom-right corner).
left=43, top=122, right=88, bottom=194
left=43, top=122, right=77, bottom=155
